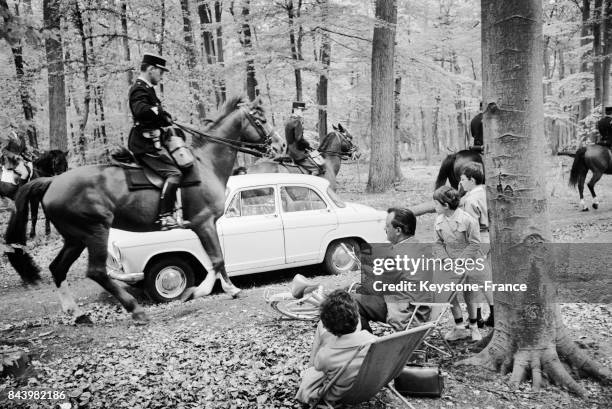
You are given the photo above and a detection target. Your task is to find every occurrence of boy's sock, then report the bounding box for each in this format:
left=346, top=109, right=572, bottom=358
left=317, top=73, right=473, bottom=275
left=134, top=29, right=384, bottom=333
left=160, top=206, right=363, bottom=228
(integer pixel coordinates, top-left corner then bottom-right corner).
left=454, top=317, right=464, bottom=328
left=485, top=305, right=495, bottom=327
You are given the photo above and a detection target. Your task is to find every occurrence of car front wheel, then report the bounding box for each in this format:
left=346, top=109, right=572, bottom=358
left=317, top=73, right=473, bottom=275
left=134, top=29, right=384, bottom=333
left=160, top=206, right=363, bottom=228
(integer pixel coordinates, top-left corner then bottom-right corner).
left=144, top=256, right=195, bottom=303
left=324, top=239, right=360, bottom=275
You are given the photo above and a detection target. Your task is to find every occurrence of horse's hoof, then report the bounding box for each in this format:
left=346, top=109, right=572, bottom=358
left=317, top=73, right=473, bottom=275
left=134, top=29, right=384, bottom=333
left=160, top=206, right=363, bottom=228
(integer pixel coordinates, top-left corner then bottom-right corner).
left=582, top=207, right=589, bottom=212
left=132, top=310, right=150, bottom=324
left=593, top=203, right=599, bottom=209
left=75, top=314, right=93, bottom=326
left=229, top=287, right=243, bottom=299
left=180, top=287, right=196, bottom=302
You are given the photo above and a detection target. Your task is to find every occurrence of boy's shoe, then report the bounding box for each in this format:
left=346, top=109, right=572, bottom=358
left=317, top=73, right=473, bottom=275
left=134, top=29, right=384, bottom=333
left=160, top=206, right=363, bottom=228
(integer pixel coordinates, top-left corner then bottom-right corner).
left=465, top=318, right=485, bottom=329
left=470, top=325, right=482, bottom=342
left=484, top=315, right=494, bottom=327
left=444, top=327, right=470, bottom=341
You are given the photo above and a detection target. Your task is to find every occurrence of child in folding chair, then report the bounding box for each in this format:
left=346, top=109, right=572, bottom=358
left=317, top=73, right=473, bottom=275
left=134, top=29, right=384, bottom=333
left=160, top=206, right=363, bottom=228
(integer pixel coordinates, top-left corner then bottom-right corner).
left=432, top=186, right=483, bottom=342
left=296, top=290, right=377, bottom=405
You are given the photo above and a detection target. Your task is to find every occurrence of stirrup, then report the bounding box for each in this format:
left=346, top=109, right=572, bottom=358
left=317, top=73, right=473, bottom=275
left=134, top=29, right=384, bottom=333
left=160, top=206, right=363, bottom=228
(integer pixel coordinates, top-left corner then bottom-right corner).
left=158, top=214, right=188, bottom=231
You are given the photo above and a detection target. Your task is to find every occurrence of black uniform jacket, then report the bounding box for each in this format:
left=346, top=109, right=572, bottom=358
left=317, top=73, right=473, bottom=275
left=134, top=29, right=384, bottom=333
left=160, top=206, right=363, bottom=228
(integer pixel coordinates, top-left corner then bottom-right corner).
left=285, top=116, right=309, bottom=161
left=470, top=112, right=483, bottom=146
left=597, top=116, right=612, bottom=143
left=128, top=79, right=171, bottom=155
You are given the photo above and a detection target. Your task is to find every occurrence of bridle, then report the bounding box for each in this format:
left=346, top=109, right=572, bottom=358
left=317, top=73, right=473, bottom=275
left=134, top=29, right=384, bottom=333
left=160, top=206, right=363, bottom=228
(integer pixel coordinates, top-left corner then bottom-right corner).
left=318, top=130, right=358, bottom=160
left=174, top=106, right=276, bottom=158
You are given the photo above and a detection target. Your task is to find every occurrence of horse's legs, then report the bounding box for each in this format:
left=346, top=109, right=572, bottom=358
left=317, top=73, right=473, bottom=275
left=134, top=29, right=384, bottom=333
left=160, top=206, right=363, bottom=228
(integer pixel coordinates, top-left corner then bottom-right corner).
left=50, top=240, right=86, bottom=318
left=29, top=196, right=38, bottom=239
left=188, top=217, right=241, bottom=299
left=587, top=171, right=603, bottom=209
left=84, top=225, right=149, bottom=322
left=578, top=172, right=588, bottom=211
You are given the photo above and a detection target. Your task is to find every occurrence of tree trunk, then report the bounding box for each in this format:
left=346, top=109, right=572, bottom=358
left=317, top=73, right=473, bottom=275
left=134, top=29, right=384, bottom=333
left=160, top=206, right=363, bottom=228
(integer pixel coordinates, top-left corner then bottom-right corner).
left=461, top=0, right=611, bottom=394
left=214, top=1, right=227, bottom=103
left=393, top=76, right=403, bottom=182
left=43, top=0, right=68, bottom=151
left=72, top=0, right=91, bottom=162
left=432, top=95, right=441, bottom=154
left=180, top=0, right=206, bottom=120
left=230, top=0, right=259, bottom=101
left=603, top=0, right=612, bottom=105
left=120, top=1, right=132, bottom=86
left=198, top=1, right=223, bottom=107
left=8, top=3, right=38, bottom=148
left=286, top=0, right=303, bottom=101
left=580, top=0, right=591, bottom=119
left=316, top=0, right=331, bottom=141
left=158, top=0, right=166, bottom=95
left=366, top=0, right=397, bottom=192
left=594, top=0, right=603, bottom=108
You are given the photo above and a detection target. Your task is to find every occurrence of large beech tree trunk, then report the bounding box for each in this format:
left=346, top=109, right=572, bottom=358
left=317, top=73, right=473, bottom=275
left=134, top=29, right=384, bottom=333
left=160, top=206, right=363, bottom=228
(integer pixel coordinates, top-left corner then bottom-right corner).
left=461, top=0, right=611, bottom=395
left=366, top=0, right=397, bottom=192
left=603, top=0, right=612, bottom=105
left=594, top=0, right=603, bottom=107
left=180, top=0, right=206, bottom=120
left=44, top=0, right=68, bottom=151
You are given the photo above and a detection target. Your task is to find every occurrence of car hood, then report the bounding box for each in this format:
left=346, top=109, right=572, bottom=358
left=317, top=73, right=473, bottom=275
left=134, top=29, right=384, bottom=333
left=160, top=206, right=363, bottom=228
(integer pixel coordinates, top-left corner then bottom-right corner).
left=343, top=202, right=387, bottom=218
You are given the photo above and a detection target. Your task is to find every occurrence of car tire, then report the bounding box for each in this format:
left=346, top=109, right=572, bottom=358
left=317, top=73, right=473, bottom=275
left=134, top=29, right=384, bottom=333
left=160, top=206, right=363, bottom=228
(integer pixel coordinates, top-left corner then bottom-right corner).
left=144, top=256, right=195, bottom=303
left=324, top=239, right=360, bottom=275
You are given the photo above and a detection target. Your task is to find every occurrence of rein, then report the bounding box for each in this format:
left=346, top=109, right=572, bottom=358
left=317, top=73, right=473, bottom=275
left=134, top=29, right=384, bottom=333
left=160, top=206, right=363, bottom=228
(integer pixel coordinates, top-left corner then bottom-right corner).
left=174, top=107, right=273, bottom=158
left=318, top=131, right=357, bottom=160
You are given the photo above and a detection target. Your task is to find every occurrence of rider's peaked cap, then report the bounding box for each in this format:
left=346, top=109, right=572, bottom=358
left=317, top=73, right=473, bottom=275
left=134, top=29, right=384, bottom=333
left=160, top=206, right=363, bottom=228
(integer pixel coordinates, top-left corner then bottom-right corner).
left=142, top=53, right=169, bottom=72
left=605, top=106, right=612, bottom=115
left=292, top=101, right=307, bottom=110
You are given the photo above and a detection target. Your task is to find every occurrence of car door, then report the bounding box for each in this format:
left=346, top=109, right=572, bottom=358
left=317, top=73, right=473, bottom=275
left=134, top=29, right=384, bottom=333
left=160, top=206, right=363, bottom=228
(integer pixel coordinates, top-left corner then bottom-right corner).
left=279, top=185, right=338, bottom=264
left=217, top=186, right=285, bottom=272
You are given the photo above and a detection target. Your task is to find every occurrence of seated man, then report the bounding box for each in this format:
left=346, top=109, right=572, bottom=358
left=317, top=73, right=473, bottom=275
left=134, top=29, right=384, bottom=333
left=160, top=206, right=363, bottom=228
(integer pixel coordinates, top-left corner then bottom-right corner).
left=296, top=290, right=376, bottom=405
left=285, top=102, right=325, bottom=175
left=353, top=207, right=431, bottom=333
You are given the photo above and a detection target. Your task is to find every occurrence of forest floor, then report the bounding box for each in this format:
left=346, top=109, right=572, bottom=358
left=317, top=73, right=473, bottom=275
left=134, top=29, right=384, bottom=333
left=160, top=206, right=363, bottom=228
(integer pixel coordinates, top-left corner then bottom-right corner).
left=1, top=154, right=611, bottom=409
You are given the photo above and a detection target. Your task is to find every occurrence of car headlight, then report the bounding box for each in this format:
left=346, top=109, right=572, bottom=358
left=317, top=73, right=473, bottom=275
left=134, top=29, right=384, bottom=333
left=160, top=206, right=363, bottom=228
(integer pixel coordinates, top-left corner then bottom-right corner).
left=112, top=242, right=123, bottom=263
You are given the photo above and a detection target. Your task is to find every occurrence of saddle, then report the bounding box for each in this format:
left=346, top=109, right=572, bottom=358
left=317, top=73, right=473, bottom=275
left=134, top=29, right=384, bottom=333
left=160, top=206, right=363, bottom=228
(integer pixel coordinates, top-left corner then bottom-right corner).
left=110, top=147, right=201, bottom=191
left=272, top=152, right=326, bottom=176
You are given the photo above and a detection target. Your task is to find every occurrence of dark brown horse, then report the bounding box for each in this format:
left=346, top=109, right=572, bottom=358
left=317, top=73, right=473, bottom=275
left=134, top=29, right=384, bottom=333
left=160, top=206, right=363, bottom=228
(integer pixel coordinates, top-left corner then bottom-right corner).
left=4, top=97, right=285, bottom=323
left=247, top=123, right=359, bottom=191
left=435, top=149, right=484, bottom=189
left=564, top=145, right=612, bottom=211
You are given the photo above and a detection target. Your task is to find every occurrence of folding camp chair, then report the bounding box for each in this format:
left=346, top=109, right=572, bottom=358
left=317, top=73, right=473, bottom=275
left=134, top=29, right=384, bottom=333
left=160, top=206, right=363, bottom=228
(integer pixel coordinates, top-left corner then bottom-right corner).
left=310, top=322, right=435, bottom=409
left=405, top=274, right=468, bottom=358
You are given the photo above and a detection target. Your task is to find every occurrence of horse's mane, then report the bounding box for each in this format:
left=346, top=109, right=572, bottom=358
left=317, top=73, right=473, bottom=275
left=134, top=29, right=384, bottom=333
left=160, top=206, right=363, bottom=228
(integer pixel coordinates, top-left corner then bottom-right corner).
left=319, top=130, right=337, bottom=152
left=191, top=95, right=246, bottom=148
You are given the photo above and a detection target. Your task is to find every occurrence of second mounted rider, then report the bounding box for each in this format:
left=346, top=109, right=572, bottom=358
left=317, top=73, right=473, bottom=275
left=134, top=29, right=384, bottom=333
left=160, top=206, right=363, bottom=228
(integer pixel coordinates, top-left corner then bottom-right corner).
left=469, top=102, right=484, bottom=152
left=284, top=102, right=325, bottom=175
left=128, top=53, right=191, bottom=231
left=596, top=106, right=612, bottom=148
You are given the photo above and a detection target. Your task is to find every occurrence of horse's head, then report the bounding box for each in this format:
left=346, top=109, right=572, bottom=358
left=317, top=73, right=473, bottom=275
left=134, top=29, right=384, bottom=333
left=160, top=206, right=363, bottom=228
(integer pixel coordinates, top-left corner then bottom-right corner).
left=50, top=150, right=69, bottom=175
left=239, top=98, right=286, bottom=157
left=332, top=123, right=360, bottom=158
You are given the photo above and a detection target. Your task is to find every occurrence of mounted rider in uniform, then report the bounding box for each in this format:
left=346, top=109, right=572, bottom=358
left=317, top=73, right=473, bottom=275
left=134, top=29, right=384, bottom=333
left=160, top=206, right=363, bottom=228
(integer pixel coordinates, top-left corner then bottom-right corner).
left=285, top=102, right=325, bottom=175
left=1, top=130, right=33, bottom=184
left=596, top=106, right=612, bottom=148
left=468, top=102, right=484, bottom=152
left=128, top=53, right=188, bottom=231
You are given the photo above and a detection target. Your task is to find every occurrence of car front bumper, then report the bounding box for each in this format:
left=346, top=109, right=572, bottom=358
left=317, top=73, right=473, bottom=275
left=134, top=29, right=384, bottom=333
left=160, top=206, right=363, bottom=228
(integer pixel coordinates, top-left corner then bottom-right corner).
left=106, top=253, right=144, bottom=284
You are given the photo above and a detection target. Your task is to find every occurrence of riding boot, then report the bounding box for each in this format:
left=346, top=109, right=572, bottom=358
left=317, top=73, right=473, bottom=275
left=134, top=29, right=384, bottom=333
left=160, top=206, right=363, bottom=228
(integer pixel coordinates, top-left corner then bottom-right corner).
left=159, top=179, right=183, bottom=230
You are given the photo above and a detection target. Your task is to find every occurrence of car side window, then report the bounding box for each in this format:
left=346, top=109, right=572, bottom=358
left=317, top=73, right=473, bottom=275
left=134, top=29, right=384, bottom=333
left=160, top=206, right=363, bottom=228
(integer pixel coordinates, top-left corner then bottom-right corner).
left=226, top=193, right=241, bottom=217
left=237, top=187, right=276, bottom=216
left=280, top=186, right=327, bottom=212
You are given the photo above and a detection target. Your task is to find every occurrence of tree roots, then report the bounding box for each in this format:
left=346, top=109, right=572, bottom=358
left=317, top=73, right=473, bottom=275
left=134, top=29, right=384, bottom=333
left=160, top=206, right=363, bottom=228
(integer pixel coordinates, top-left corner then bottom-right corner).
left=456, top=323, right=611, bottom=397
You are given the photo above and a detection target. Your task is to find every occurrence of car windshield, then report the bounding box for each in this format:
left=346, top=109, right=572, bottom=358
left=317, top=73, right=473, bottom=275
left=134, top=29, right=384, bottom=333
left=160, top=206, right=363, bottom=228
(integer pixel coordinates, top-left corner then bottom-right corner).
left=327, top=187, right=346, bottom=208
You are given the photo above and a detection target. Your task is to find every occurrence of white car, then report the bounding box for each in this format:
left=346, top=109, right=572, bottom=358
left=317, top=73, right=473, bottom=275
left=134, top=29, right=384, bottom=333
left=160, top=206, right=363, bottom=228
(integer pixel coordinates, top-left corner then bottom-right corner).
left=107, top=173, right=387, bottom=302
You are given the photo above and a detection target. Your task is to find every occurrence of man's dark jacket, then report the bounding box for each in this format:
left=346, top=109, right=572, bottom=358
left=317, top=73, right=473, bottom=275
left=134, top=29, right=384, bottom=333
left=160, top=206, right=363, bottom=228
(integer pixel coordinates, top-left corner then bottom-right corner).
left=285, top=116, right=309, bottom=161
left=597, top=116, right=612, bottom=145
left=128, top=79, right=171, bottom=155
left=470, top=112, right=483, bottom=146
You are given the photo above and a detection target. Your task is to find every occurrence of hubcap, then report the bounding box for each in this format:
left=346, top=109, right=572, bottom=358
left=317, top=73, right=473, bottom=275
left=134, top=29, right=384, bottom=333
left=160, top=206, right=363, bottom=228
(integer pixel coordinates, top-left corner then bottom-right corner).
left=155, top=266, right=187, bottom=299
left=331, top=244, right=357, bottom=273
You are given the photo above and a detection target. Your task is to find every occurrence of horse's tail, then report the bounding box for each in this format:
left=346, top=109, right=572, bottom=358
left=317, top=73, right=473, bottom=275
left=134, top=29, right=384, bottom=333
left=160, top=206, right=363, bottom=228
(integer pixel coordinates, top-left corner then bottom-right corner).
left=568, top=147, right=588, bottom=188
left=435, top=153, right=456, bottom=189
left=4, top=177, right=53, bottom=284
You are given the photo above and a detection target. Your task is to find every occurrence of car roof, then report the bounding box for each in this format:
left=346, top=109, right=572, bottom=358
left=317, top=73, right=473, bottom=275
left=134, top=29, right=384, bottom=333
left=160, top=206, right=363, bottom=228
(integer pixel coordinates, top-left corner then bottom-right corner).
left=227, top=173, right=331, bottom=190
